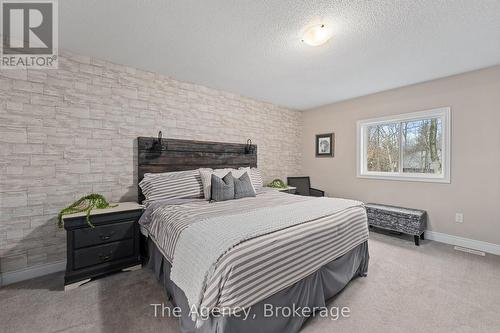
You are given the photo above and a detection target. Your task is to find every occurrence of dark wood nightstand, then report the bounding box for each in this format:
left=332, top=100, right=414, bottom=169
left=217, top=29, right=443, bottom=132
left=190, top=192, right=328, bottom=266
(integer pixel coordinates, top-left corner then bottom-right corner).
left=62, top=202, right=144, bottom=291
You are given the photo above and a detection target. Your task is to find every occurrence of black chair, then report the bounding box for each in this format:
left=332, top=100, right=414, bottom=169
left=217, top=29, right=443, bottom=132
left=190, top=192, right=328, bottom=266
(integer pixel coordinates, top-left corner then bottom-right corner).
left=287, top=177, right=325, bottom=197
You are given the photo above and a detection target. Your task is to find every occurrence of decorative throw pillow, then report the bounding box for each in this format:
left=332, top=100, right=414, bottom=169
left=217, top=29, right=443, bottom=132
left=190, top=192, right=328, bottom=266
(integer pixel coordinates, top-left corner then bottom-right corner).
left=239, top=167, right=263, bottom=191
left=210, top=172, right=235, bottom=202
left=234, top=172, right=256, bottom=199
left=199, top=168, right=232, bottom=200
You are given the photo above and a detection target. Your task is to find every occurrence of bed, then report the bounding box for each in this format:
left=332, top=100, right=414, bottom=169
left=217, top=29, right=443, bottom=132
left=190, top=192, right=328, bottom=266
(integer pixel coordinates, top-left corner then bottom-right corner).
left=137, top=137, right=369, bottom=333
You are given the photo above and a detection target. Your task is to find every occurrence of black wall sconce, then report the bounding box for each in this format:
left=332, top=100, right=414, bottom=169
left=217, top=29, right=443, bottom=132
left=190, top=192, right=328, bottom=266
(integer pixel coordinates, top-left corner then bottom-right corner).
left=245, top=138, right=255, bottom=154
left=151, top=131, right=164, bottom=151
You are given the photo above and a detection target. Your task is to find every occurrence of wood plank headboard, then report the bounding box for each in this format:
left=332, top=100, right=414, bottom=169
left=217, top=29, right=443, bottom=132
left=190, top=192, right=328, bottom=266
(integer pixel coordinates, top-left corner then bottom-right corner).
left=137, top=137, right=257, bottom=203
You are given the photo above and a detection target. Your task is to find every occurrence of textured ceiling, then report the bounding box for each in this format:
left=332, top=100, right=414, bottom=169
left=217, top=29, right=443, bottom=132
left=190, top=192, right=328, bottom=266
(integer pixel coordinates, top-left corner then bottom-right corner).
left=60, top=0, right=500, bottom=110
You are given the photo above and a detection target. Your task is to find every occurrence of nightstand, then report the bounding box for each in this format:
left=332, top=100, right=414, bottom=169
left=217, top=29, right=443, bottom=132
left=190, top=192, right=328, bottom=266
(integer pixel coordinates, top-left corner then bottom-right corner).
left=62, top=202, right=144, bottom=291
left=276, top=186, right=297, bottom=194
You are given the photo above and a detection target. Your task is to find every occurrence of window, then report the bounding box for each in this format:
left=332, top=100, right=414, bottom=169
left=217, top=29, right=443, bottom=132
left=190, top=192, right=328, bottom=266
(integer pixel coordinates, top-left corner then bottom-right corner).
left=357, top=107, right=450, bottom=183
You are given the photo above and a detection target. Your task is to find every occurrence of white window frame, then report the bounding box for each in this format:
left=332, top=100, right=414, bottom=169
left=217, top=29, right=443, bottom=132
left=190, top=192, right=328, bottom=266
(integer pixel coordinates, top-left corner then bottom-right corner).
left=357, top=107, right=451, bottom=183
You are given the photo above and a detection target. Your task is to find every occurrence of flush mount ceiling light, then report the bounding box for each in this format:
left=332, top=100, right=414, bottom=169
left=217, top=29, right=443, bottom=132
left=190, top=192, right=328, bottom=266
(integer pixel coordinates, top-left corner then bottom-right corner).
left=301, top=24, right=332, bottom=46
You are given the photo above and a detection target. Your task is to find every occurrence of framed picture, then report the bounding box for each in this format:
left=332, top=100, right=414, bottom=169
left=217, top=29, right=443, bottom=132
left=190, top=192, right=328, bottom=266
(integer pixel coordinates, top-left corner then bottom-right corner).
left=316, top=133, right=334, bottom=157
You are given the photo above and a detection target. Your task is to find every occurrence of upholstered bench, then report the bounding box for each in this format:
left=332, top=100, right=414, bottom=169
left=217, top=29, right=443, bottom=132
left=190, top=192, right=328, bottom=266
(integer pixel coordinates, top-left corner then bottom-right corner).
left=365, top=203, right=427, bottom=246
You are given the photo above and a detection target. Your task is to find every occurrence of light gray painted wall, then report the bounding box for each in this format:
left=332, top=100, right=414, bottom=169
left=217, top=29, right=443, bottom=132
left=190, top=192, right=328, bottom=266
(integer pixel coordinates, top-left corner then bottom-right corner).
left=301, top=65, right=500, bottom=246
left=0, top=50, right=302, bottom=274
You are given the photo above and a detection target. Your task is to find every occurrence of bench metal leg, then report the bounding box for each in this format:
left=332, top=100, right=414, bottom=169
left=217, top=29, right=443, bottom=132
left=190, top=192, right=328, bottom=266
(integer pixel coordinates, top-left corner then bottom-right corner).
left=414, top=235, right=420, bottom=246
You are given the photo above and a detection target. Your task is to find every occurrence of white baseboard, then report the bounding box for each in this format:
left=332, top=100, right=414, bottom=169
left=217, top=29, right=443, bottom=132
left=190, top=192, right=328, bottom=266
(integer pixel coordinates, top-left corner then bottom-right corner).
left=425, top=231, right=500, bottom=256
left=0, top=260, right=66, bottom=287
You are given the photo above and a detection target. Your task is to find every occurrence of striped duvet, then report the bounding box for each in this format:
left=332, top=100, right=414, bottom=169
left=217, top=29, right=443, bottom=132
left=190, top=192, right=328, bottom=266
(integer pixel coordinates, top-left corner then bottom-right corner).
left=144, top=189, right=369, bottom=323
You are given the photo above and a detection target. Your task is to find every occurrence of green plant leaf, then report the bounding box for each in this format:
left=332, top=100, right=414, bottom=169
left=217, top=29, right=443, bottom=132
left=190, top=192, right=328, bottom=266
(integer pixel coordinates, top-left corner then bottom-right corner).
left=58, top=194, right=117, bottom=228
left=267, top=179, right=287, bottom=189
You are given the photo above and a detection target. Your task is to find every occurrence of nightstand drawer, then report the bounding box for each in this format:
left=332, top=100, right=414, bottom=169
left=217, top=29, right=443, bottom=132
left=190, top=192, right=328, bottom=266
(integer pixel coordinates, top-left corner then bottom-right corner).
left=73, top=221, right=134, bottom=249
left=73, top=239, right=135, bottom=270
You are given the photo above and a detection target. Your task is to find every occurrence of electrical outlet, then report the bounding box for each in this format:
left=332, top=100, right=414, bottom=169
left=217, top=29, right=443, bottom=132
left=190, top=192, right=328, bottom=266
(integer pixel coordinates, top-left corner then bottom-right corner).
left=455, top=213, right=464, bottom=223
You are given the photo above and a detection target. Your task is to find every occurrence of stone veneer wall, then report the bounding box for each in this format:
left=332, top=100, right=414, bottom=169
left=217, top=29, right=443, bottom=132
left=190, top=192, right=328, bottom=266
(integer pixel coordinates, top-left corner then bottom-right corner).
left=0, top=50, right=302, bottom=275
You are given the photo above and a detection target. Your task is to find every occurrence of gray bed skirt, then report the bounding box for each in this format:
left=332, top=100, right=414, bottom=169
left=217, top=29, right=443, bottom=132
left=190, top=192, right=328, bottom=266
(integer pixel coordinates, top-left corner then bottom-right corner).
left=147, top=238, right=369, bottom=333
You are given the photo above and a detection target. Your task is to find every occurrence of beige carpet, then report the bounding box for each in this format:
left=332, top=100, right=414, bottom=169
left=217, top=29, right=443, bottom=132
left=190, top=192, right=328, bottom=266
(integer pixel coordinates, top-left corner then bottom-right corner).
left=2, top=231, right=500, bottom=333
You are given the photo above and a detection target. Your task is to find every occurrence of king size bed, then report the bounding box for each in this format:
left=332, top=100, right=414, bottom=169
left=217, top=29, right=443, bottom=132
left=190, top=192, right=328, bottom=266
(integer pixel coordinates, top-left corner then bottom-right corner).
left=137, top=137, right=369, bottom=333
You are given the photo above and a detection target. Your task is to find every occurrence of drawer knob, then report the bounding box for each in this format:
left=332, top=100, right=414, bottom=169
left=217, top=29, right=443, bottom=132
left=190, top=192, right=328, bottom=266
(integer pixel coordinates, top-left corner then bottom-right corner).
left=99, top=231, right=114, bottom=241
left=98, top=252, right=113, bottom=262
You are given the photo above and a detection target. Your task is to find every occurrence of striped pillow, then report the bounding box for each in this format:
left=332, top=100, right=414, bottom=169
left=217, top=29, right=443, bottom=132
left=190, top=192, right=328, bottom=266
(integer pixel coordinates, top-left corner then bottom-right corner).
left=139, top=169, right=203, bottom=204
left=240, top=167, right=263, bottom=191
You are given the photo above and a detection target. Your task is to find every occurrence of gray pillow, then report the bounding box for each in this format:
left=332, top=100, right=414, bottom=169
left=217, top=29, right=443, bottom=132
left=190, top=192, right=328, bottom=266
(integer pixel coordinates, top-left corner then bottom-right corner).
left=234, top=172, right=256, bottom=199
left=210, top=172, right=235, bottom=202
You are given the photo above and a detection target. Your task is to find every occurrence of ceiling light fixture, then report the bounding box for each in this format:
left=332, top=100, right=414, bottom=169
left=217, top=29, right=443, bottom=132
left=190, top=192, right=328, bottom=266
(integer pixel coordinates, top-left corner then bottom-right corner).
left=301, top=24, right=332, bottom=46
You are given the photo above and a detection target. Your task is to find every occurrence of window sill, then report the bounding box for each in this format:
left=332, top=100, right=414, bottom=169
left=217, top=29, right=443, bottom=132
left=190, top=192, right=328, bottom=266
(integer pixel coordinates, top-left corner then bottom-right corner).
left=357, top=173, right=450, bottom=184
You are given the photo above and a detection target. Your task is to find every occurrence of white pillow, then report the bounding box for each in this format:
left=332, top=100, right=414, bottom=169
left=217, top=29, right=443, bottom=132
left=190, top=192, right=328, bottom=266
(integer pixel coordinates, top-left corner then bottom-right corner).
left=232, top=167, right=251, bottom=178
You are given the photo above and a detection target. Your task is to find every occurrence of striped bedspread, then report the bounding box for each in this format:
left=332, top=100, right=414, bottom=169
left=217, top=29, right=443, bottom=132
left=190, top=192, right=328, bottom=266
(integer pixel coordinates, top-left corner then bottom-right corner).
left=144, top=189, right=369, bottom=324
left=146, top=189, right=312, bottom=262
